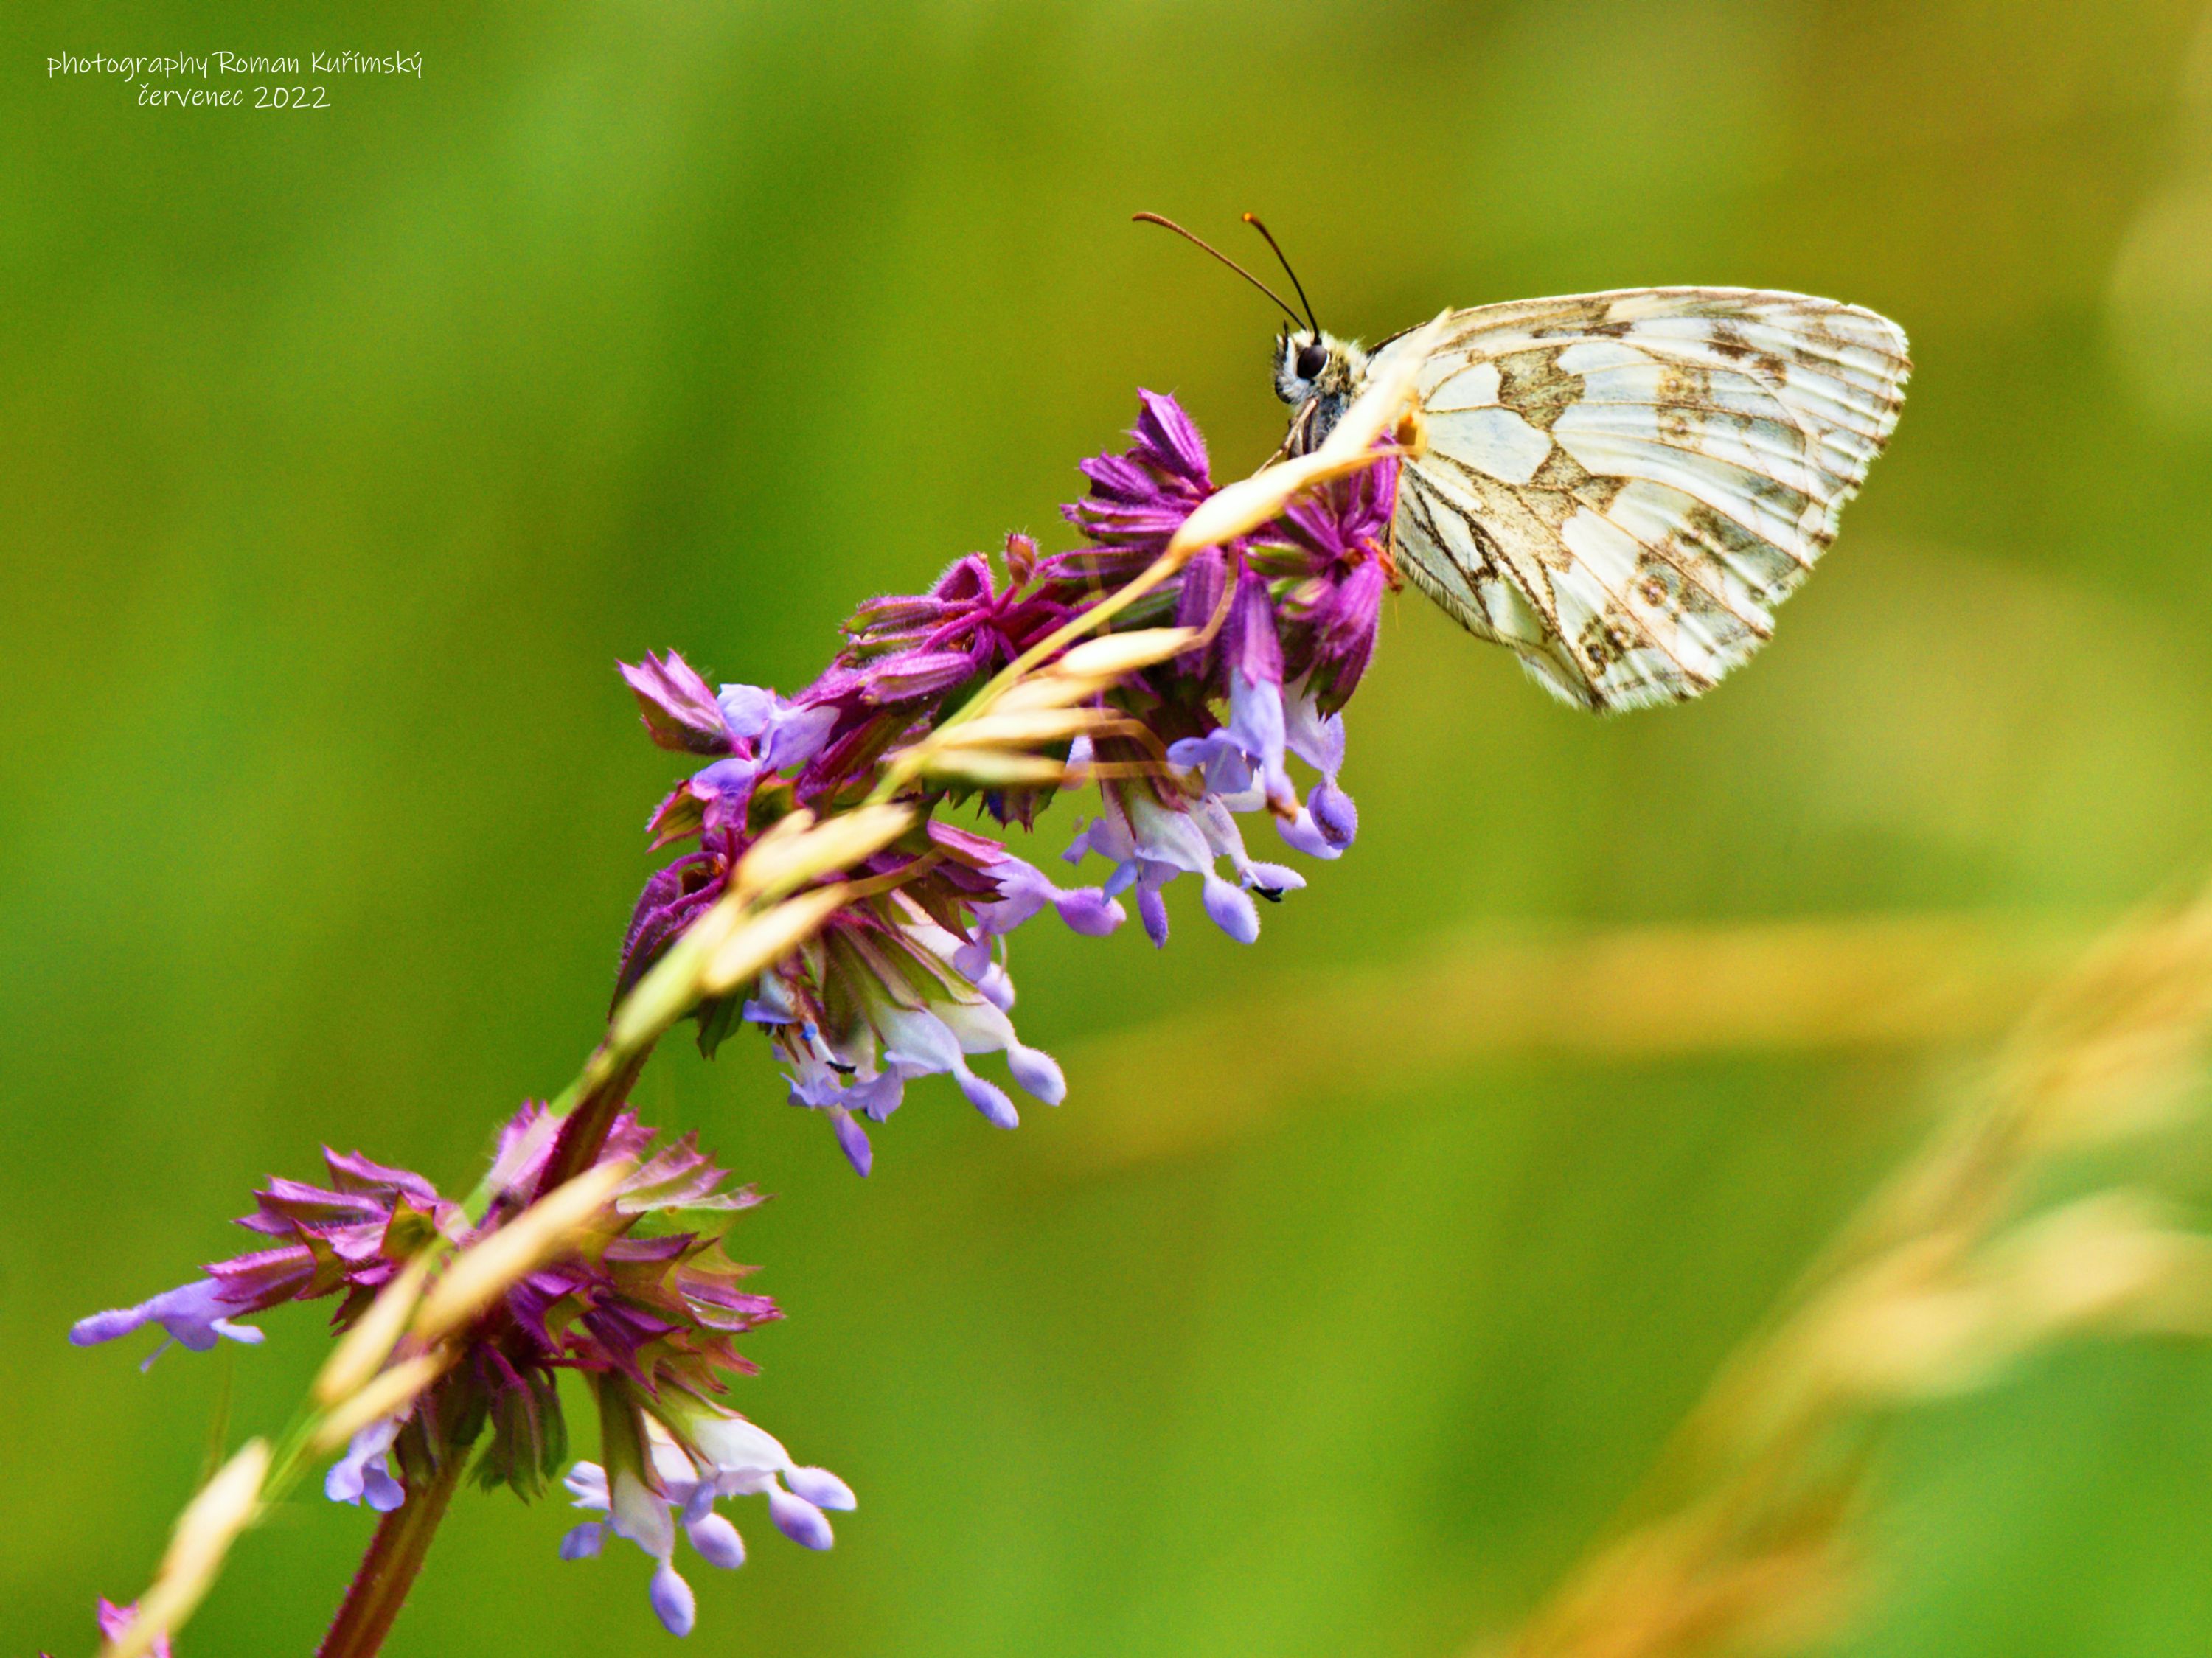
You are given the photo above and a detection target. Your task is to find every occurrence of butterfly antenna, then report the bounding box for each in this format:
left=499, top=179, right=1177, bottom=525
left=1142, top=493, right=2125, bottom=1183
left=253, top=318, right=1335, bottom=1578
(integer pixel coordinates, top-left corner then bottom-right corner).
left=1132, top=212, right=1304, bottom=329
left=1240, top=212, right=1321, bottom=339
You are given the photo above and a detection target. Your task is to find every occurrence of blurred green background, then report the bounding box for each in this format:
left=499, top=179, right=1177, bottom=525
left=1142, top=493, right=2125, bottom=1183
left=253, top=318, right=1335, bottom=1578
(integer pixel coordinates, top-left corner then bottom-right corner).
left=8, top=1, right=2212, bottom=1652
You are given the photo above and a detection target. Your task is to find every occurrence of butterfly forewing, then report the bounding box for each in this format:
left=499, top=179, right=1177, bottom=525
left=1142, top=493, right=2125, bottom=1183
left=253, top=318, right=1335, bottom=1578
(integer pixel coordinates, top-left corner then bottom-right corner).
left=1366, top=288, right=1910, bottom=711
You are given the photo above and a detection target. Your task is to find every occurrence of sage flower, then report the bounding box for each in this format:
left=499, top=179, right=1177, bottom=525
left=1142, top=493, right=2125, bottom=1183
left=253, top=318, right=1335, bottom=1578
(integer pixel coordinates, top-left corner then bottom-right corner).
left=560, top=1390, right=855, bottom=1637
left=614, top=391, right=1399, bottom=1163
left=72, top=1105, right=784, bottom=1504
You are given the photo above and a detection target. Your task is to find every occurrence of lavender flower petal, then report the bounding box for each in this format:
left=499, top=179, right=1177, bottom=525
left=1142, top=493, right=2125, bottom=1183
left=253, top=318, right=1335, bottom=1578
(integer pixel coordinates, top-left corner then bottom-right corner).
left=1138, top=884, right=1170, bottom=947
left=649, top=1560, right=697, bottom=1637
left=768, top=1487, right=835, bottom=1551
left=685, top=1511, right=747, bottom=1571
left=829, top=1107, right=874, bottom=1178
left=326, top=1418, right=406, bottom=1512
left=70, top=1278, right=265, bottom=1359
left=1201, top=873, right=1261, bottom=944
left=1309, top=779, right=1358, bottom=848
left=786, top=1466, right=858, bottom=1511
left=1006, top=1042, right=1066, bottom=1106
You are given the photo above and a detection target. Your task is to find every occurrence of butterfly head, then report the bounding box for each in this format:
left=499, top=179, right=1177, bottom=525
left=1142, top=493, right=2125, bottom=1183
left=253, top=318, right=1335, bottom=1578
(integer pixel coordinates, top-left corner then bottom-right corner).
left=1133, top=212, right=1363, bottom=440
left=1272, top=329, right=1365, bottom=407
left=1272, top=329, right=1368, bottom=454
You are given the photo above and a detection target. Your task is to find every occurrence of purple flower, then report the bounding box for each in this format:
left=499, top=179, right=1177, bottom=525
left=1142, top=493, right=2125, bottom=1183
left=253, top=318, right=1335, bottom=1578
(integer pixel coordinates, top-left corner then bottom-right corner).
left=1274, top=458, right=1397, bottom=710
left=622, top=652, right=734, bottom=756
left=1167, top=669, right=1294, bottom=815
left=622, top=655, right=844, bottom=774
left=1063, top=786, right=1302, bottom=949
left=716, top=683, right=838, bottom=771
left=326, top=1417, right=407, bottom=1512
left=967, top=850, right=1127, bottom=951
left=70, top=1277, right=267, bottom=1368
left=72, top=1105, right=783, bottom=1504
left=846, top=549, right=1073, bottom=682
left=615, top=390, right=1395, bottom=1170
left=561, top=1399, right=855, bottom=1637
left=1063, top=390, right=1223, bottom=564
left=614, top=842, right=732, bottom=1004
left=750, top=896, right=1071, bottom=1162
left=619, top=784, right=1106, bottom=1174
left=68, top=382, right=1419, bottom=1649
left=1272, top=677, right=1359, bottom=858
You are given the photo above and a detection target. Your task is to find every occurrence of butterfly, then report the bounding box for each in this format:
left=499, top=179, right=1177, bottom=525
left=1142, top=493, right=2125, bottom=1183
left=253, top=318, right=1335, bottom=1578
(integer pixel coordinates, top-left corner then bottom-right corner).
left=1138, top=214, right=1910, bottom=713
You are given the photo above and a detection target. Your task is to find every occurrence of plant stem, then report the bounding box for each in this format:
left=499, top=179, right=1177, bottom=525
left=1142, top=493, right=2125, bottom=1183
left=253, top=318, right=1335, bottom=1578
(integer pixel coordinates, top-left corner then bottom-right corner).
left=314, top=1446, right=468, bottom=1658
left=539, top=1045, right=653, bottom=1193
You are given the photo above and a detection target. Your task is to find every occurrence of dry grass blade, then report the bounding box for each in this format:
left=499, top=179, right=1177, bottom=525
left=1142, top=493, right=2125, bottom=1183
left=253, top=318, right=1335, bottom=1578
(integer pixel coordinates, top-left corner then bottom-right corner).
left=1987, top=1191, right=2212, bottom=1340
left=1472, top=884, right=2212, bottom=1658
left=97, top=1440, right=270, bottom=1658
left=1166, top=313, right=1445, bottom=558
left=1991, top=890, right=2212, bottom=1150
left=412, top=1159, right=633, bottom=1344
left=1043, top=912, right=2084, bottom=1178
left=731, top=802, right=914, bottom=905
left=1321, top=312, right=1447, bottom=460
left=699, top=884, right=855, bottom=995
left=993, top=672, right=1117, bottom=715
left=912, top=752, right=1068, bottom=787
left=929, top=708, right=1118, bottom=748
left=1170, top=447, right=1396, bottom=557
left=896, top=705, right=1149, bottom=788
left=608, top=814, right=895, bottom=1050
left=1055, top=627, right=1200, bottom=678
left=606, top=902, right=744, bottom=1050
left=1486, top=1497, right=1857, bottom=1658
left=312, top=1255, right=431, bottom=1407
left=310, top=1351, right=457, bottom=1452
left=1807, top=888, right=2212, bottom=1325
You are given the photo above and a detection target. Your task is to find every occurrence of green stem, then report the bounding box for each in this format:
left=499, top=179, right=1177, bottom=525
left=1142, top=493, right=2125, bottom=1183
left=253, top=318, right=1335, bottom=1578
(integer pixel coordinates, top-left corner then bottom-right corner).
left=314, top=1445, right=469, bottom=1658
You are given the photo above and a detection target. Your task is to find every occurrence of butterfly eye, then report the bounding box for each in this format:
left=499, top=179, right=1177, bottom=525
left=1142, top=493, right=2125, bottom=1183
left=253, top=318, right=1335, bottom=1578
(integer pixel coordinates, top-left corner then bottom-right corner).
left=1295, top=341, right=1329, bottom=380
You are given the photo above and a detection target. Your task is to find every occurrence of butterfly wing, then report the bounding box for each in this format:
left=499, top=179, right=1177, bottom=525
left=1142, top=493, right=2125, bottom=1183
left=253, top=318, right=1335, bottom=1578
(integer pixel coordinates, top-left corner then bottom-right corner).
left=1366, top=288, right=1910, bottom=711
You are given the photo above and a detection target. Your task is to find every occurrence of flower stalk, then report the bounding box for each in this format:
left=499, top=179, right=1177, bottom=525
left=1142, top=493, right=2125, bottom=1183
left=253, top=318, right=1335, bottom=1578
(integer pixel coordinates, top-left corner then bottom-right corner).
left=313, top=1450, right=470, bottom=1658
left=68, top=355, right=1433, bottom=1654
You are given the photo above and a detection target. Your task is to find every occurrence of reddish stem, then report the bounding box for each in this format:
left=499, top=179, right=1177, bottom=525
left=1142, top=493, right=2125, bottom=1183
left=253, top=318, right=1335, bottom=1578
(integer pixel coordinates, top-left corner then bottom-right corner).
left=314, top=1449, right=467, bottom=1658
left=541, top=1045, right=653, bottom=1192
left=315, top=1042, right=650, bottom=1656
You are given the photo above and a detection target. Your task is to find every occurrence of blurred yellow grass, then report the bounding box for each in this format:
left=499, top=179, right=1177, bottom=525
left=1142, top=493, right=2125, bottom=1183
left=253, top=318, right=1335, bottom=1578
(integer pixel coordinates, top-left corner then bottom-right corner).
left=1047, top=912, right=2093, bottom=1176
left=1474, top=888, right=2212, bottom=1658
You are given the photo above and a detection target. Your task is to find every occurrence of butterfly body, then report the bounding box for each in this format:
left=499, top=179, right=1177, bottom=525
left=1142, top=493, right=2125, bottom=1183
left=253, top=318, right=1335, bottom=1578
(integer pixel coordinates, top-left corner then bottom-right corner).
left=1270, top=288, right=1910, bottom=712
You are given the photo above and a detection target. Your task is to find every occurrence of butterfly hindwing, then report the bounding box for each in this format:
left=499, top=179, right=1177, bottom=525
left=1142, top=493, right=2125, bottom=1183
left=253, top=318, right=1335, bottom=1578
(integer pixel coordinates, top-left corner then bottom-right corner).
left=1366, top=288, right=1910, bottom=711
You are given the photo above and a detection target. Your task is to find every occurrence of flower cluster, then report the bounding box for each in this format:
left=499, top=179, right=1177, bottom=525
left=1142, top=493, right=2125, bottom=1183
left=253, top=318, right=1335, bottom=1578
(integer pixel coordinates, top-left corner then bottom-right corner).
left=558, top=1387, right=855, bottom=1636
left=618, top=391, right=1394, bottom=1172
left=71, top=1102, right=843, bottom=1617
left=69, top=383, right=1405, bottom=1652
